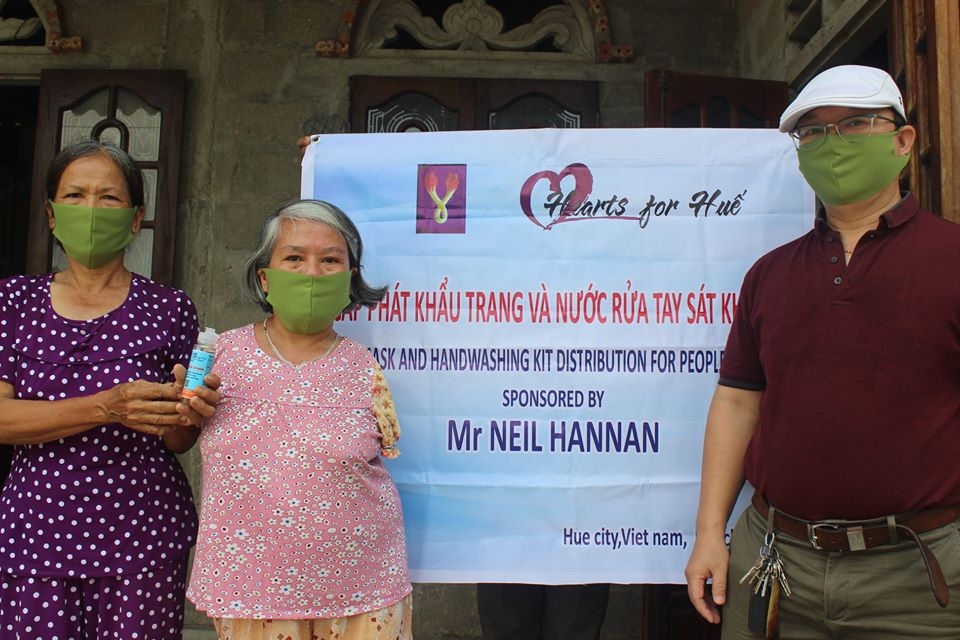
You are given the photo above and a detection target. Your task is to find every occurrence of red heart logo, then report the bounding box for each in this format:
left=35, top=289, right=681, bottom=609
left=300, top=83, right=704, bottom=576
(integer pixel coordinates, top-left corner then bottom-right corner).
left=519, top=163, right=594, bottom=230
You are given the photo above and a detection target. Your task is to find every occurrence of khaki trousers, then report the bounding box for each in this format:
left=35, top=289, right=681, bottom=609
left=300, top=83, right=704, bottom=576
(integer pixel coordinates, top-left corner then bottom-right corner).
left=722, top=504, right=960, bottom=639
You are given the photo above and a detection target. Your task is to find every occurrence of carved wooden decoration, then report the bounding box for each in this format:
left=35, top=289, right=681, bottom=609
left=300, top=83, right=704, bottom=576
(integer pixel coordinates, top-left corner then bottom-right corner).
left=0, top=0, right=81, bottom=51
left=317, top=0, right=633, bottom=62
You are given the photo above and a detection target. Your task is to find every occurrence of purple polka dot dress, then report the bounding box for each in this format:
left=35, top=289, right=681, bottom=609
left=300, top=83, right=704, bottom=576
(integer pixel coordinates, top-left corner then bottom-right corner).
left=0, top=274, right=199, bottom=579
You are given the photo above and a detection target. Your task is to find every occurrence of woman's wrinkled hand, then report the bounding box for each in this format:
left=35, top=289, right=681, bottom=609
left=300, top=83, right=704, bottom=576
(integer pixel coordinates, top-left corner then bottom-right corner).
left=97, top=378, right=188, bottom=437
left=95, top=365, right=222, bottom=438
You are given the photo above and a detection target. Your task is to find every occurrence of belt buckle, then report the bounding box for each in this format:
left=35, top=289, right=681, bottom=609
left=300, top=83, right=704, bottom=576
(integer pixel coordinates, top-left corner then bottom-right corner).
left=807, top=523, right=866, bottom=551
left=807, top=522, right=840, bottom=551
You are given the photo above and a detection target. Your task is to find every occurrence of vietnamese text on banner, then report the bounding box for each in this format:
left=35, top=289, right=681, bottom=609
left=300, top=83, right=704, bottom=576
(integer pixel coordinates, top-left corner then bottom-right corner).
left=301, top=127, right=813, bottom=584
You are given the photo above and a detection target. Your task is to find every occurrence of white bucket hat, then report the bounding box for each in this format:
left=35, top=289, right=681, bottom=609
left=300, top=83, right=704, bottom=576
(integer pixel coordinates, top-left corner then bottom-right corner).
left=778, top=65, right=906, bottom=133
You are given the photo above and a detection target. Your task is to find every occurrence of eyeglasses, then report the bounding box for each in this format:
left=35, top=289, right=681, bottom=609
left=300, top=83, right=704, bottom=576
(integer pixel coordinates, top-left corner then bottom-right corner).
left=790, top=114, right=901, bottom=150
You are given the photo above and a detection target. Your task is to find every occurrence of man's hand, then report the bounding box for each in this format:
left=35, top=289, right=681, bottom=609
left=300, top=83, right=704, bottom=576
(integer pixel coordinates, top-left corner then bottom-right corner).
left=685, top=533, right=729, bottom=624
left=297, top=135, right=317, bottom=161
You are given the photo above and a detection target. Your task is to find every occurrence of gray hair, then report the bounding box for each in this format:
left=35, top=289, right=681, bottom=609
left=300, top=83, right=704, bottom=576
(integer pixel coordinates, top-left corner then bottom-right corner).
left=244, top=199, right=387, bottom=312
left=46, top=139, right=145, bottom=207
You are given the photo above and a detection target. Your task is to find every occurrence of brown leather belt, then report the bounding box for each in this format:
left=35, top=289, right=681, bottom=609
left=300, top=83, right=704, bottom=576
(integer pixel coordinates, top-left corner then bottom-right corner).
left=751, top=492, right=960, bottom=607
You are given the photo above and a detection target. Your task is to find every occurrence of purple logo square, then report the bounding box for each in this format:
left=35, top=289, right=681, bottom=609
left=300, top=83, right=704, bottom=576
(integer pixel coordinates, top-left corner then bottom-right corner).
left=417, top=164, right=466, bottom=234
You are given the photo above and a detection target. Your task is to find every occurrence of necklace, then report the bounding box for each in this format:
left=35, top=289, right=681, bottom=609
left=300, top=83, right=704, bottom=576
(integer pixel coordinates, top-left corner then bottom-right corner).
left=262, top=318, right=339, bottom=368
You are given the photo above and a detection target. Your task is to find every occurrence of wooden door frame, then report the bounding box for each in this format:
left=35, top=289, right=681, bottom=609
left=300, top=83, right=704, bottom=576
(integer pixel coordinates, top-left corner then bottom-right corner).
left=889, top=0, right=960, bottom=221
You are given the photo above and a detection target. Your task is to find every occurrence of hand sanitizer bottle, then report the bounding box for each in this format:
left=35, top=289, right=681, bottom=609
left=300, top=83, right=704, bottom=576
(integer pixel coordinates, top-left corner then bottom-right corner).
left=180, top=327, right=218, bottom=403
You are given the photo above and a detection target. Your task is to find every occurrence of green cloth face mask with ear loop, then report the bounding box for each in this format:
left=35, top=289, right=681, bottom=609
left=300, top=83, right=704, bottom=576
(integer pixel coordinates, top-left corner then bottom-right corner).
left=796, top=131, right=910, bottom=206
left=263, top=268, right=352, bottom=335
left=50, top=202, right=137, bottom=269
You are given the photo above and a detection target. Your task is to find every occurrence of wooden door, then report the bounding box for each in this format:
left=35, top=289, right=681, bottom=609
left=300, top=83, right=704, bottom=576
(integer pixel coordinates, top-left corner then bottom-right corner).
left=644, top=69, right=788, bottom=128
left=351, top=76, right=598, bottom=132
left=27, top=69, right=185, bottom=284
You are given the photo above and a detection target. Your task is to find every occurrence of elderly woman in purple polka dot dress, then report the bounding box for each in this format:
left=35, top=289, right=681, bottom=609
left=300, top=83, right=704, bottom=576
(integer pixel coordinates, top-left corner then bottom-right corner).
left=0, top=139, right=221, bottom=639
left=186, top=200, right=412, bottom=640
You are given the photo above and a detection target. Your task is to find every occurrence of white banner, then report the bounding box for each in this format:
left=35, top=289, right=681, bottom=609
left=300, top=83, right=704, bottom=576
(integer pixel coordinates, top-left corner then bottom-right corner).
left=302, top=127, right=813, bottom=584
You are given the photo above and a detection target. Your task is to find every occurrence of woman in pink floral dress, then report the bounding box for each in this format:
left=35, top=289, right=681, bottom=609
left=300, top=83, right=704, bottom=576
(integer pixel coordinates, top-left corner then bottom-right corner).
left=188, top=200, right=411, bottom=640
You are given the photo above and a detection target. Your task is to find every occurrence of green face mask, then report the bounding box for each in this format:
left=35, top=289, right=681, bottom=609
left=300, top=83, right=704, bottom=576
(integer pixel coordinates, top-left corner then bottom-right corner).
left=797, top=131, right=910, bottom=206
left=263, top=268, right=352, bottom=334
left=50, top=202, right=138, bottom=269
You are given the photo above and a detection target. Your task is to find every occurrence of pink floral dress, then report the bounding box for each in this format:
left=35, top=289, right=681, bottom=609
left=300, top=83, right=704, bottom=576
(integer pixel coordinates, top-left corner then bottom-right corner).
left=187, top=324, right=411, bottom=621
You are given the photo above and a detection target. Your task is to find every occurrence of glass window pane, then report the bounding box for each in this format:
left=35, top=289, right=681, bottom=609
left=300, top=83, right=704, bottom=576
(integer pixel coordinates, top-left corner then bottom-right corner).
left=489, top=95, right=581, bottom=129
left=670, top=103, right=701, bottom=127
left=367, top=94, right=459, bottom=132
left=117, top=89, right=161, bottom=161
left=51, top=242, right=66, bottom=273
left=61, top=89, right=109, bottom=148
left=99, top=125, right=122, bottom=147
left=707, top=97, right=731, bottom=128
left=142, top=169, right=157, bottom=221
left=126, top=229, right=153, bottom=278
left=737, top=107, right=765, bottom=128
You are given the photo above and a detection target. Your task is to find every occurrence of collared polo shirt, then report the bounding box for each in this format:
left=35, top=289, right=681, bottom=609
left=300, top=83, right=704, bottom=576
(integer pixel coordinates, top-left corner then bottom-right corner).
left=720, top=194, right=960, bottom=520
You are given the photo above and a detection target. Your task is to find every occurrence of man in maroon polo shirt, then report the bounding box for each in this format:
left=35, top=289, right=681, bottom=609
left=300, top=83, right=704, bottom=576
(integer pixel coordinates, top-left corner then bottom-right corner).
left=685, top=64, right=960, bottom=639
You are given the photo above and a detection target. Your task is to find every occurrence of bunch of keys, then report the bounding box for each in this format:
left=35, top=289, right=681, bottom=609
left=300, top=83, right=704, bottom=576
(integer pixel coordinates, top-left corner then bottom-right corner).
left=740, top=531, right=792, bottom=597
left=739, top=531, right=791, bottom=637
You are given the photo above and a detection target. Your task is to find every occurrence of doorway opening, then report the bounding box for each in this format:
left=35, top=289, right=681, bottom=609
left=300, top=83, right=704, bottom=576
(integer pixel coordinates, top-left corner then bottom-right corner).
left=0, top=84, right=38, bottom=279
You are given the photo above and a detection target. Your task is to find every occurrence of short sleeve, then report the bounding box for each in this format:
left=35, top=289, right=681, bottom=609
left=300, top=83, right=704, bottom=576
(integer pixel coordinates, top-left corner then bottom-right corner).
left=717, top=265, right=766, bottom=391
left=371, top=362, right=402, bottom=459
left=136, top=275, right=201, bottom=381
left=172, top=292, right=200, bottom=371
left=0, top=277, right=19, bottom=384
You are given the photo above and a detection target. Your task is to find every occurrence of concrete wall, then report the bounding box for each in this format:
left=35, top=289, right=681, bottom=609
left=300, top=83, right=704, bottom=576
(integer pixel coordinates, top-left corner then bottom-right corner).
left=736, top=0, right=889, bottom=87
left=0, top=1, right=760, bottom=637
